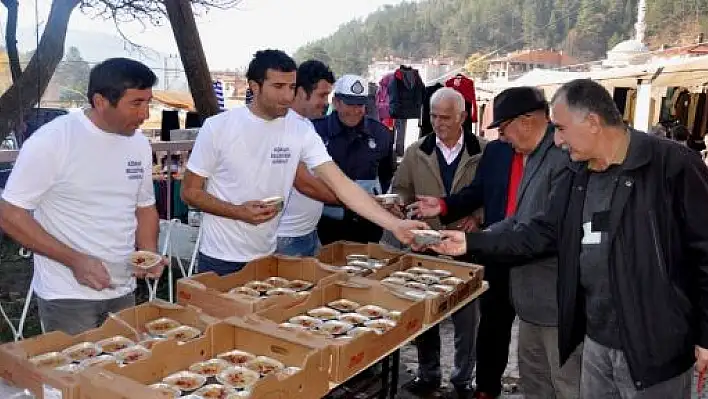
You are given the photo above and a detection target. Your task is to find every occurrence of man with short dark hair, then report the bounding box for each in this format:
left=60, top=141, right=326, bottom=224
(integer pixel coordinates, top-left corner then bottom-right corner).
left=0, top=58, right=164, bottom=335
left=182, top=50, right=426, bottom=275
left=429, top=79, right=708, bottom=398
left=277, top=60, right=336, bottom=256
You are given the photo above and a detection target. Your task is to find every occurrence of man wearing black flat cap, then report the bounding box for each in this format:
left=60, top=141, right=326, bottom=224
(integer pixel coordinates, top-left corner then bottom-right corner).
left=413, top=86, right=581, bottom=399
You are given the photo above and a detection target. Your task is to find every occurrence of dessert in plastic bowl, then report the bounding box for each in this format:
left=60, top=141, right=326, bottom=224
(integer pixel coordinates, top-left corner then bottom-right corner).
left=130, top=250, right=162, bottom=270
left=407, top=266, right=431, bottom=275
left=29, top=352, right=71, bottom=369
left=307, top=306, right=341, bottom=320
left=285, top=279, right=313, bottom=291
left=217, top=366, right=261, bottom=390
left=189, top=358, right=231, bottom=377
left=261, top=196, right=285, bottom=212
left=244, top=281, right=273, bottom=293
left=62, top=342, right=102, bottom=362
left=148, top=383, right=182, bottom=398
left=327, top=299, right=361, bottom=313
left=228, top=286, right=261, bottom=298
left=164, top=325, right=201, bottom=342
left=338, top=312, right=371, bottom=325
left=145, top=317, right=181, bottom=336
left=347, top=326, right=376, bottom=338
left=288, top=315, right=323, bottom=329
left=80, top=354, right=116, bottom=368
left=114, top=345, right=151, bottom=364
left=245, top=356, right=285, bottom=376
left=318, top=320, right=354, bottom=335
left=364, top=319, right=397, bottom=334
left=391, top=271, right=416, bottom=280
left=195, top=383, right=238, bottom=398
left=162, top=370, right=207, bottom=392
left=96, top=335, right=135, bottom=354
left=217, top=349, right=256, bottom=366
left=265, top=276, right=289, bottom=288
left=356, top=305, right=389, bottom=319
left=414, top=274, right=441, bottom=285
left=381, top=277, right=407, bottom=287
left=266, top=287, right=297, bottom=296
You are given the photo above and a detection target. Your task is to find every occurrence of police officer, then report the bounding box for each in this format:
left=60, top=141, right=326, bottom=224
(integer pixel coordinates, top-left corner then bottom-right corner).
left=314, top=74, right=395, bottom=245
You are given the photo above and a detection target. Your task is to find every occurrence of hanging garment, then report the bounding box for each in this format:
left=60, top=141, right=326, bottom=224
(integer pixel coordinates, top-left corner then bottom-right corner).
left=419, top=83, right=444, bottom=137
left=445, top=74, right=478, bottom=122
left=366, top=82, right=379, bottom=121
left=388, top=65, right=425, bottom=119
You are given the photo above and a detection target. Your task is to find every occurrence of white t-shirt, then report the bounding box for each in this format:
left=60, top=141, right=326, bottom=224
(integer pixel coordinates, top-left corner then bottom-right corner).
left=277, top=113, right=325, bottom=238
left=187, top=107, right=332, bottom=262
left=2, top=111, right=155, bottom=301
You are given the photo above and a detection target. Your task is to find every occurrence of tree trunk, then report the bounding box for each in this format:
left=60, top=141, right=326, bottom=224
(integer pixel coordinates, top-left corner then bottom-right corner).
left=0, top=0, right=80, bottom=142
left=164, top=0, right=219, bottom=119
left=1, top=0, right=22, bottom=82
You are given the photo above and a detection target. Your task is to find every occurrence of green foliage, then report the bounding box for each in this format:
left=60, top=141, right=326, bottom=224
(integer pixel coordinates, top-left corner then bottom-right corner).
left=295, top=0, right=708, bottom=76
left=54, top=47, right=90, bottom=103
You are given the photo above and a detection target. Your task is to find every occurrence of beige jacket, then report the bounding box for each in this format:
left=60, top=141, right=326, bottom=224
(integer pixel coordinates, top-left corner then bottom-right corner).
left=391, top=130, right=486, bottom=230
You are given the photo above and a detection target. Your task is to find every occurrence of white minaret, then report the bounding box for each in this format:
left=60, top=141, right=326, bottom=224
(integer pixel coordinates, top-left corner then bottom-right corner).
left=635, top=0, right=647, bottom=44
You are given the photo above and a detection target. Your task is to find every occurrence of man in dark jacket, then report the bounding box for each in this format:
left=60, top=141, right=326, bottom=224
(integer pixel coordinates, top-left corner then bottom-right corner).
left=314, top=74, right=395, bottom=244
left=429, top=79, right=708, bottom=398
left=415, top=87, right=580, bottom=399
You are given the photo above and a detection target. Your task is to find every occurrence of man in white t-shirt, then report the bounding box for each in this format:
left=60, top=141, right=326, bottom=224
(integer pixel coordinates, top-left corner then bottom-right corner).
left=182, top=50, right=427, bottom=276
left=0, top=58, right=165, bottom=335
left=276, top=60, right=337, bottom=256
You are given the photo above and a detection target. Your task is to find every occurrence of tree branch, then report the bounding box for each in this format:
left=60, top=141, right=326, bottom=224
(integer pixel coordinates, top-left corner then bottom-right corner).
left=1, top=0, right=22, bottom=82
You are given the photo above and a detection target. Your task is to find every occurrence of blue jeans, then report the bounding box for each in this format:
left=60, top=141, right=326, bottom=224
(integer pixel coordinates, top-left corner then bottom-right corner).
left=276, top=230, right=321, bottom=257
left=197, top=252, right=247, bottom=276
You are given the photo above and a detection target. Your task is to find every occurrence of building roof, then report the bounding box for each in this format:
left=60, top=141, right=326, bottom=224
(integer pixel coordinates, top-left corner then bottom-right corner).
left=654, top=43, right=708, bottom=57
left=492, top=49, right=579, bottom=66
left=609, top=39, right=649, bottom=55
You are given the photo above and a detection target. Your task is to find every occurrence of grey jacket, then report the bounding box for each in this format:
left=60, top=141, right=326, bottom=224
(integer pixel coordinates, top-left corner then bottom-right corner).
left=501, top=127, right=568, bottom=326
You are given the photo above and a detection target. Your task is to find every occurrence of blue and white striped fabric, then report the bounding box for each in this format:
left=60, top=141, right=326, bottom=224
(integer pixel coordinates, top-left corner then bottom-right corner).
left=213, top=80, right=225, bottom=111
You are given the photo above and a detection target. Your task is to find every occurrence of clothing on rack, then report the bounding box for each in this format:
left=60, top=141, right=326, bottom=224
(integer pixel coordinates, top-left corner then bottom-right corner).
left=388, top=65, right=425, bottom=119
left=445, top=74, right=478, bottom=122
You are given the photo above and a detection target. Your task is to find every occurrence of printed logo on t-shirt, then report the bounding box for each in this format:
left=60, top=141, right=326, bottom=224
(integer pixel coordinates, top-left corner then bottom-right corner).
left=270, top=146, right=291, bottom=165
left=126, top=160, right=144, bottom=180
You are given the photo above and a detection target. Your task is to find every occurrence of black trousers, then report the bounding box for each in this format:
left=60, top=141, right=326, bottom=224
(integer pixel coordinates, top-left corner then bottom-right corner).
left=318, top=212, right=383, bottom=245
left=474, top=266, right=517, bottom=396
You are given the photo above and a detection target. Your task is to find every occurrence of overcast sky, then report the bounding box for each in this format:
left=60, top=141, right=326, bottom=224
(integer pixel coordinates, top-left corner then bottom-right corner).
left=0, top=0, right=408, bottom=70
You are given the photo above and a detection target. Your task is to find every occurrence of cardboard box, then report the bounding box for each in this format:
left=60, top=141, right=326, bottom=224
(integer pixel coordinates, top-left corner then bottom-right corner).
left=255, top=277, right=425, bottom=383
left=370, top=254, right=484, bottom=325
left=0, top=300, right=219, bottom=399
left=316, top=241, right=403, bottom=267
left=78, top=319, right=332, bottom=399
left=177, top=255, right=342, bottom=319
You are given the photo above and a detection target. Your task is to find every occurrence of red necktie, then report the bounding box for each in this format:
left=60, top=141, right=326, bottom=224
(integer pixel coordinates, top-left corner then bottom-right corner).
left=505, top=153, right=524, bottom=217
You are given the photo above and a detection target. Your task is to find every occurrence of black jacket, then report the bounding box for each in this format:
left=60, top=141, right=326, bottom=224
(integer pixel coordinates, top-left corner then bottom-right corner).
left=312, top=112, right=394, bottom=192
left=465, top=130, right=708, bottom=389
left=388, top=66, right=424, bottom=120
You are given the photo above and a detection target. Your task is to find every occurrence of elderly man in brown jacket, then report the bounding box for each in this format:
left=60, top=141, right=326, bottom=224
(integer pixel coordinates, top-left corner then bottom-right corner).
left=386, top=87, right=485, bottom=398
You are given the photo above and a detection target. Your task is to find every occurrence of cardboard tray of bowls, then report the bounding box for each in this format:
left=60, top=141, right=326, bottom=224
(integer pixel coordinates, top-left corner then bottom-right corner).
left=369, top=254, right=485, bottom=325
left=0, top=300, right=218, bottom=399
left=176, top=255, right=343, bottom=319
left=78, top=318, right=333, bottom=399
left=254, top=275, right=425, bottom=384
left=316, top=241, right=404, bottom=277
